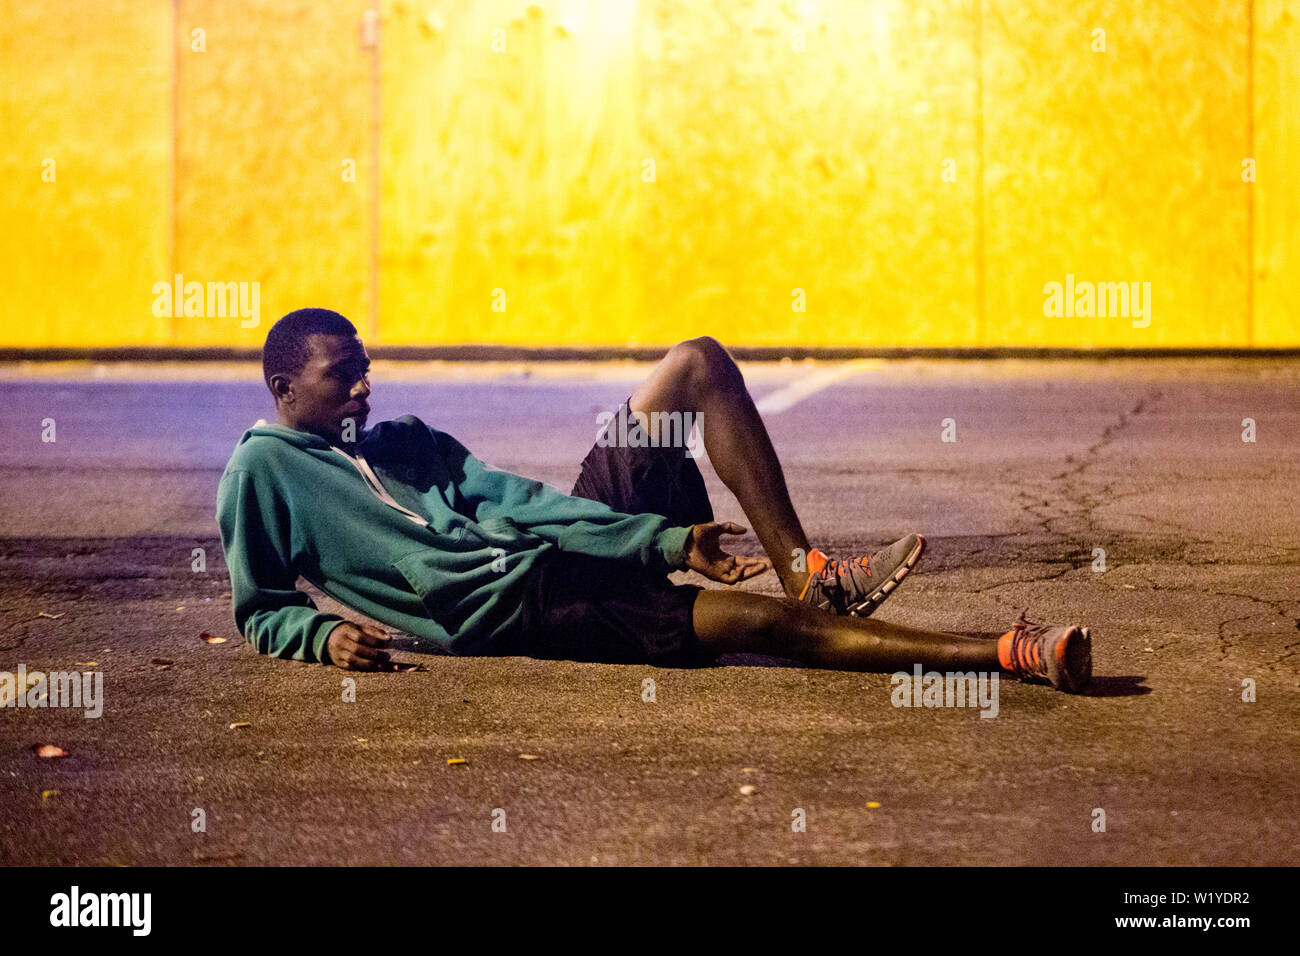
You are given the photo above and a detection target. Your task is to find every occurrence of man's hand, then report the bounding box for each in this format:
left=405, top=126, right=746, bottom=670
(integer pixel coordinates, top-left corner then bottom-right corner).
left=682, top=522, right=772, bottom=584
left=325, top=621, right=392, bottom=670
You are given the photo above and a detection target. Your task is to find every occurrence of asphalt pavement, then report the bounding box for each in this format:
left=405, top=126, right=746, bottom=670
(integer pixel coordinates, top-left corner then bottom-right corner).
left=1, top=357, right=1297, bottom=865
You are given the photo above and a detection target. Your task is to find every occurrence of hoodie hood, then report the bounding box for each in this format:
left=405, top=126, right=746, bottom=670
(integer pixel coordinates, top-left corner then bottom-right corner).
left=238, top=418, right=362, bottom=450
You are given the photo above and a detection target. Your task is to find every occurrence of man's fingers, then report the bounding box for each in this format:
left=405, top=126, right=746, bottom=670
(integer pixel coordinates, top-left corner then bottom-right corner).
left=698, top=553, right=771, bottom=584
left=719, top=557, right=770, bottom=584
left=345, top=655, right=380, bottom=671
left=701, top=521, right=747, bottom=538
left=327, top=624, right=393, bottom=670
left=353, top=628, right=390, bottom=648
left=337, top=646, right=389, bottom=671
left=349, top=642, right=390, bottom=662
left=720, top=556, right=750, bottom=583
left=335, top=634, right=389, bottom=663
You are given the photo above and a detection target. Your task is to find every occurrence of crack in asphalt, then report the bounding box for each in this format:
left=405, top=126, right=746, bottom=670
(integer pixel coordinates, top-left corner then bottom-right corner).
left=1046, top=388, right=1163, bottom=539
left=996, top=390, right=1296, bottom=674
left=1051, top=393, right=1156, bottom=483
left=1008, top=390, right=1176, bottom=550
left=964, top=564, right=1077, bottom=595
left=1209, top=589, right=1300, bottom=668
left=1119, top=570, right=1300, bottom=668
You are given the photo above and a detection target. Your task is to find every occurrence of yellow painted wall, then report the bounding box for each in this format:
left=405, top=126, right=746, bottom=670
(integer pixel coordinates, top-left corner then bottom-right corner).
left=380, top=0, right=648, bottom=345
left=1255, top=0, right=1300, bottom=347
left=631, top=0, right=978, bottom=348
left=0, top=0, right=169, bottom=347
left=173, top=0, right=372, bottom=347
left=1, top=0, right=1296, bottom=348
left=983, top=0, right=1249, bottom=347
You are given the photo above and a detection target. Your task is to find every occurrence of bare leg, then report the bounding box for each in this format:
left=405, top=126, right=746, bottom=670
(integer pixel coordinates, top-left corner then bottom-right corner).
left=691, top=589, right=1000, bottom=672
left=629, top=337, right=812, bottom=599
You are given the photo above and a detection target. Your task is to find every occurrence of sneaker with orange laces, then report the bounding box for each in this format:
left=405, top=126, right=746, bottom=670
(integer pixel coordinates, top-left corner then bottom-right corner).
left=997, top=611, right=1093, bottom=693
left=797, top=533, right=926, bottom=617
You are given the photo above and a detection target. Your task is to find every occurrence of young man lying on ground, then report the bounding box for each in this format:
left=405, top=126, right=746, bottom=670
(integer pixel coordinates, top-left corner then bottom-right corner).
left=216, top=308, right=1093, bottom=693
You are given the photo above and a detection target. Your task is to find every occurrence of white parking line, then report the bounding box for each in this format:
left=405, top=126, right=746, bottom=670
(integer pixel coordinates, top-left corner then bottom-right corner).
left=754, top=359, right=881, bottom=414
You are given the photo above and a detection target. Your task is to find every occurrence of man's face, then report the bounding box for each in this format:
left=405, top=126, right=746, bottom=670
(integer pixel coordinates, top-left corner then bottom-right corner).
left=273, top=333, right=371, bottom=445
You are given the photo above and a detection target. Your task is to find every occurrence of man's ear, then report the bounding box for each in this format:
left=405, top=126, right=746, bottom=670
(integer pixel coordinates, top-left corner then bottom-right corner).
left=269, top=374, right=293, bottom=404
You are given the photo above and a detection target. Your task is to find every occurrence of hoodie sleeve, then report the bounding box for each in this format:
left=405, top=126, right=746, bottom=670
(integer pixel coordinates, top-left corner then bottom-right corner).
left=216, top=468, right=346, bottom=663
left=433, top=430, right=692, bottom=574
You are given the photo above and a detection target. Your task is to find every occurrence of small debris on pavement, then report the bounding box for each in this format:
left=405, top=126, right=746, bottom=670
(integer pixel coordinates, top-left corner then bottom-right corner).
left=200, top=633, right=227, bottom=644
left=36, top=611, right=64, bottom=619
left=228, top=721, right=251, bottom=730
left=518, top=754, right=539, bottom=760
left=32, top=745, right=68, bottom=759
left=447, top=757, right=467, bottom=765
left=739, top=784, right=757, bottom=796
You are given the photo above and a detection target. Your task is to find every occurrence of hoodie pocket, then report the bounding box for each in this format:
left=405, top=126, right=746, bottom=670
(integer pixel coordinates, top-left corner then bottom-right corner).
left=391, top=547, right=474, bottom=616
left=390, top=524, right=529, bottom=614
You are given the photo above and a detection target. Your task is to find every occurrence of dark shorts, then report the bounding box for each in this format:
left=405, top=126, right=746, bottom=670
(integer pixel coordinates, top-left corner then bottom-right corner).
left=484, top=395, right=717, bottom=667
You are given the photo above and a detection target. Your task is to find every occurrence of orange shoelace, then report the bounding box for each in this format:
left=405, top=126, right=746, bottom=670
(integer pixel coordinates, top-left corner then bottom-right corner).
left=998, top=610, right=1044, bottom=674
left=801, top=549, right=871, bottom=605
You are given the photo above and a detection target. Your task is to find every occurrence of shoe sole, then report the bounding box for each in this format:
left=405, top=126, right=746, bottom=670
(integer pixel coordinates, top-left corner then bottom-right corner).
left=846, top=534, right=926, bottom=618
left=1046, top=625, right=1093, bottom=693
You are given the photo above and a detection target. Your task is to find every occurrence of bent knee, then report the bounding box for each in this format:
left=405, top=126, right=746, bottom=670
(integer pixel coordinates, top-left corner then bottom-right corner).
left=667, top=336, right=742, bottom=392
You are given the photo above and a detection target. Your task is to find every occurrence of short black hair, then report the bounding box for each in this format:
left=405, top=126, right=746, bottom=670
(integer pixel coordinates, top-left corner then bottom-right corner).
left=262, top=308, right=358, bottom=397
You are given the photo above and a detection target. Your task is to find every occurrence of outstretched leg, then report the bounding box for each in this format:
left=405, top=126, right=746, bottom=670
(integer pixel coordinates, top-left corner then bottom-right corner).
left=629, top=336, right=812, bottom=599
left=691, top=588, right=1000, bottom=672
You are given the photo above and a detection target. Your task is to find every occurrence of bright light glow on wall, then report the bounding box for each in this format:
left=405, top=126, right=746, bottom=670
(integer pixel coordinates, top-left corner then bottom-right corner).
left=1, top=0, right=1296, bottom=349
left=554, top=0, right=638, bottom=40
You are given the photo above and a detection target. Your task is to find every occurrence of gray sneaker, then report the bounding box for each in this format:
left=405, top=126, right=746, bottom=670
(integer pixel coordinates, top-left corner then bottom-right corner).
left=797, top=533, right=926, bottom=617
left=997, top=611, right=1093, bottom=693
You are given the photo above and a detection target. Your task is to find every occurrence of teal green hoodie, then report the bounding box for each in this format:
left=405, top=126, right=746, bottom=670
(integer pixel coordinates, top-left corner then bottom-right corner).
left=215, top=415, right=693, bottom=663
